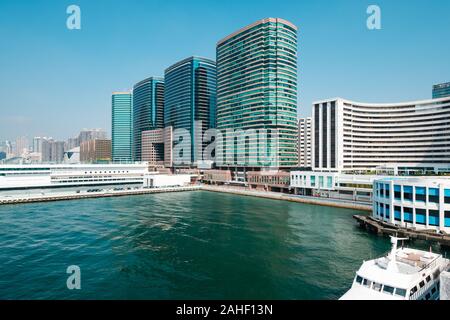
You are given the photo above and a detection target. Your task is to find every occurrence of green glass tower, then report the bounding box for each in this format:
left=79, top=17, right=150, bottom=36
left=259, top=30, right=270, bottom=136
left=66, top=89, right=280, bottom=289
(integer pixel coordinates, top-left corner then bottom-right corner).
left=112, top=92, right=133, bottom=162
left=216, top=18, right=298, bottom=168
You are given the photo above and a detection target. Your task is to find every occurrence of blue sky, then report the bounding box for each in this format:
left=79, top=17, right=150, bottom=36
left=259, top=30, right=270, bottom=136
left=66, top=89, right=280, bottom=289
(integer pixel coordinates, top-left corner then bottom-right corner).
left=0, top=0, right=449, bottom=141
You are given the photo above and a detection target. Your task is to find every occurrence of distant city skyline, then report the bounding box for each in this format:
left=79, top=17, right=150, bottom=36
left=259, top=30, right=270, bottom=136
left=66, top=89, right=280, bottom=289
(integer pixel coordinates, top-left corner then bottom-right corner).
left=1, top=0, right=449, bottom=140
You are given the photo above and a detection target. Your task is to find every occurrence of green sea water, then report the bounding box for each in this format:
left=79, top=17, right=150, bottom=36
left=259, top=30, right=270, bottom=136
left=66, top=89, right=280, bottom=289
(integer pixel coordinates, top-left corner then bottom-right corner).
left=0, top=190, right=434, bottom=299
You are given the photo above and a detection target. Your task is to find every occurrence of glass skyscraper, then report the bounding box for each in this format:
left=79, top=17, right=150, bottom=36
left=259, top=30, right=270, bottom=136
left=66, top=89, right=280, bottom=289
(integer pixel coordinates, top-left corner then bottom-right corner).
left=112, top=92, right=133, bottom=162
left=216, top=18, right=298, bottom=168
left=164, top=56, right=216, bottom=166
left=132, top=77, right=164, bottom=161
left=433, top=82, right=450, bottom=99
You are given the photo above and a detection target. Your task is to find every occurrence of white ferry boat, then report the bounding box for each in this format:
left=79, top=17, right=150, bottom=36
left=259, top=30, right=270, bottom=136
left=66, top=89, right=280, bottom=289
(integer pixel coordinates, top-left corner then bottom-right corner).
left=340, top=236, right=450, bottom=300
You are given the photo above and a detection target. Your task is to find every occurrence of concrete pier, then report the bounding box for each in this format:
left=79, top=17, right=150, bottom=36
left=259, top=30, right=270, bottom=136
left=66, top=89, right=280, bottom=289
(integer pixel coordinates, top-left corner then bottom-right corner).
left=354, top=214, right=450, bottom=247
left=201, top=185, right=372, bottom=211
left=0, top=186, right=201, bottom=205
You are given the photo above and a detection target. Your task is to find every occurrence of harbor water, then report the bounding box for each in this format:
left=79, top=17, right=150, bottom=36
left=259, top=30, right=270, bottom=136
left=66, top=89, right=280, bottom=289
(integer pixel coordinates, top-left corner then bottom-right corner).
left=0, top=190, right=445, bottom=299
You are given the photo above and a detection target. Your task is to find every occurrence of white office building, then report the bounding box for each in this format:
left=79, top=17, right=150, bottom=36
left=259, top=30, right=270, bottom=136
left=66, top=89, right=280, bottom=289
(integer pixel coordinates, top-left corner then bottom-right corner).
left=373, top=177, right=450, bottom=233
left=143, top=174, right=192, bottom=188
left=298, top=117, right=312, bottom=168
left=311, top=97, right=450, bottom=174
left=290, top=171, right=375, bottom=202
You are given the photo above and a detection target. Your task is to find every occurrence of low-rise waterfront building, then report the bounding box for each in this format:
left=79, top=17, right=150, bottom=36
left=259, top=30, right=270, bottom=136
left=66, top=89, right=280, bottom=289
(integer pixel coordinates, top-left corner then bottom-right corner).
left=373, top=177, right=450, bottom=233
left=247, top=171, right=290, bottom=192
left=0, top=163, right=149, bottom=190
left=143, top=174, right=192, bottom=188
left=290, top=171, right=375, bottom=202
left=202, top=170, right=232, bottom=184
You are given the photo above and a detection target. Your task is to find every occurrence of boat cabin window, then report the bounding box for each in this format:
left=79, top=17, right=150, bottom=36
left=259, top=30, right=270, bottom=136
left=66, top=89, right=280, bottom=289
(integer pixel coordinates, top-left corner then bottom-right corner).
left=355, top=276, right=363, bottom=284
left=425, top=275, right=431, bottom=283
left=425, top=293, right=431, bottom=300
left=419, top=281, right=425, bottom=288
left=363, top=279, right=372, bottom=288
left=373, top=282, right=382, bottom=292
left=410, top=286, right=418, bottom=296
left=382, top=285, right=394, bottom=295
left=394, top=288, right=407, bottom=297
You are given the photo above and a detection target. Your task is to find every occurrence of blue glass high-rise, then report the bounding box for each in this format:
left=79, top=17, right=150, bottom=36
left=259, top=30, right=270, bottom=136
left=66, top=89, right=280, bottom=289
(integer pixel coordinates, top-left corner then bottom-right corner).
left=164, top=56, right=216, bottom=166
left=132, top=77, right=164, bottom=161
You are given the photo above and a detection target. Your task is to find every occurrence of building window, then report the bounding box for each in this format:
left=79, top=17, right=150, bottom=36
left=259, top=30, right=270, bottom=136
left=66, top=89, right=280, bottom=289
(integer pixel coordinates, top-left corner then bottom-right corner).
left=311, top=176, right=316, bottom=187
left=429, top=210, right=439, bottom=226
left=379, top=204, right=384, bottom=218
left=404, top=207, right=413, bottom=223
left=385, top=204, right=390, bottom=219
left=327, top=176, right=333, bottom=188
left=319, top=176, right=324, bottom=188
left=394, top=206, right=401, bottom=221
left=445, top=189, right=450, bottom=204
left=416, top=208, right=426, bottom=225
left=379, top=183, right=384, bottom=198
left=415, top=187, right=426, bottom=202
left=428, top=188, right=439, bottom=203
left=385, top=184, right=390, bottom=198
left=403, top=186, right=413, bottom=201
left=394, top=185, right=401, bottom=200
left=445, top=211, right=450, bottom=227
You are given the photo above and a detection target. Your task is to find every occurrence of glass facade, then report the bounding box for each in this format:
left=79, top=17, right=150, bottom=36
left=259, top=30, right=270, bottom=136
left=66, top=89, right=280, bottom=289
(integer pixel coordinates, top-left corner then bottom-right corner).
left=164, top=57, right=217, bottom=165
left=432, top=82, right=450, bottom=99
left=216, top=18, right=298, bottom=167
left=112, top=92, right=133, bottom=162
left=132, top=77, right=164, bottom=161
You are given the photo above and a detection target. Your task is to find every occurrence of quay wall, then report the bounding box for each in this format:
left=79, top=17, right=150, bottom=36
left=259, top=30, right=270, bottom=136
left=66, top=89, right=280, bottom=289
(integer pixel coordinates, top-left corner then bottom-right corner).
left=0, top=184, right=372, bottom=212
left=0, top=186, right=201, bottom=205
left=200, top=185, right=372, bottom=212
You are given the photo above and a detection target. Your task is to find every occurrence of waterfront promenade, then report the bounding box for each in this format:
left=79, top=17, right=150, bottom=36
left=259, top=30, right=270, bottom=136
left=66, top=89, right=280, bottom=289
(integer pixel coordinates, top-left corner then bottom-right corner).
left=0, top=183, right=372, bottom=211
left=201, top=185, right=372, bottom=212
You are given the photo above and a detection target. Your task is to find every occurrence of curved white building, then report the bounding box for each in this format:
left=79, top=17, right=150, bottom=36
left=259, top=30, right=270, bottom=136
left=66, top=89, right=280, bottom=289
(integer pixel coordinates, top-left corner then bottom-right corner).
left=312, top=97, right=450, bottom=174
left=373, top=177, right=450, bottom=232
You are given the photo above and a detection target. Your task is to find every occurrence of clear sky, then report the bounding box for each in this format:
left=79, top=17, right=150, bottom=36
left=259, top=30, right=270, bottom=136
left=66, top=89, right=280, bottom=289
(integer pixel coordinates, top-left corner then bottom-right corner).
left=0, top=0, right=449, bottom=141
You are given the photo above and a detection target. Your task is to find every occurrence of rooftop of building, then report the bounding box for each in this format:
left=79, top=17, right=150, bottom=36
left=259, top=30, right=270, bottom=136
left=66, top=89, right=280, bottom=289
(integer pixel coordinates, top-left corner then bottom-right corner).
left=433, top=82, right=450, bottom=89
left=112, top=91, right=132, bottom=95
left=217, top=17, right=298, bottom=46
left=312, top=96, right=450, bottom=107
left=133, top=76, right=164, bottom=89
left=374, top=176, right=450, bottom=185
left=164, top=56, right=216, bottom=74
